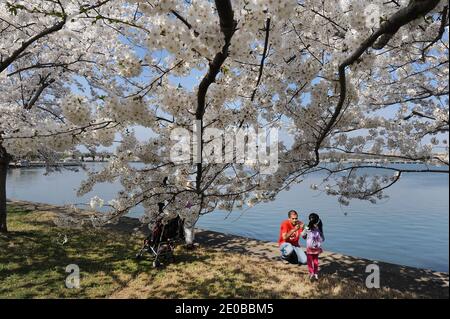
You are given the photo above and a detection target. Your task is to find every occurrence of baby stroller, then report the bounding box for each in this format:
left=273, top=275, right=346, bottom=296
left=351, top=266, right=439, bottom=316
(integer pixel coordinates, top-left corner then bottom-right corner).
left=136, top=215, right=185, bottom=268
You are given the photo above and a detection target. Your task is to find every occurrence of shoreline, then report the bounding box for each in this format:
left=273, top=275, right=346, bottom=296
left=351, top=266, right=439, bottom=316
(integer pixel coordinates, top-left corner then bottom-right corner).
left=7, top=198, right=448, bottom=274
left=6, top=199, right=450, bottom=298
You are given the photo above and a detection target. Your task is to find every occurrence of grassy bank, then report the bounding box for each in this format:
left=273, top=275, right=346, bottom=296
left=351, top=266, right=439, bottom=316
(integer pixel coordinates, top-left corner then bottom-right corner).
left=0, top=204, right=431, bottom=298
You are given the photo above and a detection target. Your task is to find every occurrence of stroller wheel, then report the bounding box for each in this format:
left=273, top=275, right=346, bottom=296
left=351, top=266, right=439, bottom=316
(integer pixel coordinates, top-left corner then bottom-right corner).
left=135, top=253, right=142, bottom=260
left=153, top=260, right=161, bottom=268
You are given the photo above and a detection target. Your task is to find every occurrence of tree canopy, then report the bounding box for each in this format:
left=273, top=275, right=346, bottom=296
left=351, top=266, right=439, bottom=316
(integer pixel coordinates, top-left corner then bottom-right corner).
left=1, top=0, right=448, bottom=231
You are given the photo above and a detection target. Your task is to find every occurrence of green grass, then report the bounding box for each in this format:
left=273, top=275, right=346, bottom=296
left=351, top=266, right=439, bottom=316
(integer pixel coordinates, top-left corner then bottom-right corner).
left=0, top=205, right=151, bottom=298
left=0, top=204, right=421, bottom=298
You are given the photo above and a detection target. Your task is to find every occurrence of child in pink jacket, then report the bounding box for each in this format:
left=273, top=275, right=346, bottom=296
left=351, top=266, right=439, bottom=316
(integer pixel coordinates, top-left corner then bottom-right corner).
left=302, top=213, right=325, bottom=280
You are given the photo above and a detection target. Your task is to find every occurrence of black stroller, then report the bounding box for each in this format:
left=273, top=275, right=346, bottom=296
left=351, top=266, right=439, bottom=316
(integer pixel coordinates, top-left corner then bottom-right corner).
left=136, top=215, right=185, bottom=268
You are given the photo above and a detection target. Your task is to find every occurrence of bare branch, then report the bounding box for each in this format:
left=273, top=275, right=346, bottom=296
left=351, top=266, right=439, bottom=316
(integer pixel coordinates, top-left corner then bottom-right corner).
left=251, top=18, right=271, bottom=102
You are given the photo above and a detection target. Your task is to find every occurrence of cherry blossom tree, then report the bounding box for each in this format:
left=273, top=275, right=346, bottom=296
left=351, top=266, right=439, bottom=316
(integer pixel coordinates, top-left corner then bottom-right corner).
left=1, top=0, right=448, bottom=242
left=0, top=0, right=144, bottom=232
left=68, top=0, right=448, bottom=245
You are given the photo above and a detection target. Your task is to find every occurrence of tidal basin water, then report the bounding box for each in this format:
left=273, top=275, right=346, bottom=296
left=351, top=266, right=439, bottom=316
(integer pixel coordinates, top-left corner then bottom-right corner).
left=6, top=163, right=449, bottom=272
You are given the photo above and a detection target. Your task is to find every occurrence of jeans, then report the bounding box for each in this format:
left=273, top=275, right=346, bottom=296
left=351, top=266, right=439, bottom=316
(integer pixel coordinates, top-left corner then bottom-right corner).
left=280, top=242, right=307, bottom=264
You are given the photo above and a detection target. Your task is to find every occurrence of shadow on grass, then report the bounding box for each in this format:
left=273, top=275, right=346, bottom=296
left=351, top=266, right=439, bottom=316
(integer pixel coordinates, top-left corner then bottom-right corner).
left=2, top=204, right=227, bottom=298
left=195, top=230, right=449, bottom=299
left=3, top=203, right=448, bottom=299
left=319, top=253, right=449, bottom=298
left=0, top=205, right=155, bottom=298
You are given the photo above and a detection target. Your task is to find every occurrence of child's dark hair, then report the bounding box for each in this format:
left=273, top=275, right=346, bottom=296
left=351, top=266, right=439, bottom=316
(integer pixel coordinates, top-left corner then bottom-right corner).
left=308, top=213, right=325, bottom=241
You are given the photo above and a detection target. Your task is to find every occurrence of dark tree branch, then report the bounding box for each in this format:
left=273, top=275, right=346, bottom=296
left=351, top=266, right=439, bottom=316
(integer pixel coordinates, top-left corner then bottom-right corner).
left=287, top=82, right=308, bottom=106
left=372, top=0, right=441, bottom=49
left=251, top=18, right=271, bottom=102
left=320, top=165, right=447, bottom=174
left=24, top=74, right=55, bottom=110
left=3, top=121, right=118, bottom=140
left=289, top=20, right=323, bottom=66
left=195, top=0, right=237, bottom=194
left=124, top=60, right=184, bottom=99
left=36, top=105, right=65, bottom=123
left=403, top=110, right=437, bottom=121
left=284, top=54, right=296, bottom=64
left=421, top=5, right=448, bottom=61
left=310, top=8, right=348, bottom=32
left=297, top=3, right=348, bottom=32
left=171, top=10, right=199, bottom=37
left=156, top=116, right=174, bottom=123
left=312, top=0, right=441, bottom=166
left=79, top=0, right=112, bottom=13
left=370, top=90, right=449, bottom=106
left=0, top=16, right=66, bottom=74
left=7, top=56, right=96, bottom=77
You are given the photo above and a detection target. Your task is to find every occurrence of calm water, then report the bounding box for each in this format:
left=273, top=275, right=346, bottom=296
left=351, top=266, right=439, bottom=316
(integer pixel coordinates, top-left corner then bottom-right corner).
left=6, top=163, right=449, bottom=272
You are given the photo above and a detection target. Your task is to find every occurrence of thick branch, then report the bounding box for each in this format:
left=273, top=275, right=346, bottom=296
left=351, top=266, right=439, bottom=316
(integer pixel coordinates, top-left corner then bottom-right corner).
left=0, top=17, right=66, bottom=74
left=312, top=0, right=441, bottom=165
left=421, top=5, right=448, bottom=60
left=373, top=0, right=441, bottom=49
left=195, top=0, right=236, bottom=194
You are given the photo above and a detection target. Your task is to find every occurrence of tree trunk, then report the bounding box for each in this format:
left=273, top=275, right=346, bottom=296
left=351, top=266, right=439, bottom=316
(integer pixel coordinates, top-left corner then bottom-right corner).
left=183, top=214, right=200, bottom=247
left=183, top=223, right=195, bottom=245
left=0, top=144, right=10, bottom=233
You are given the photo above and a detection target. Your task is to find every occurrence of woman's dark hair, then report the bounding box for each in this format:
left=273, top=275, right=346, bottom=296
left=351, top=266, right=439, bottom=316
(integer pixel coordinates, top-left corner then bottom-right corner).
left=308, top=212, right=324, bottom=240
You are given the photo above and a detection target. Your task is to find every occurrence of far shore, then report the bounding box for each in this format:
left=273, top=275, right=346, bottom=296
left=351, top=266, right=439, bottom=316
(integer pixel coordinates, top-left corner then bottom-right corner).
left=2, top=199, right=449, bottom=299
